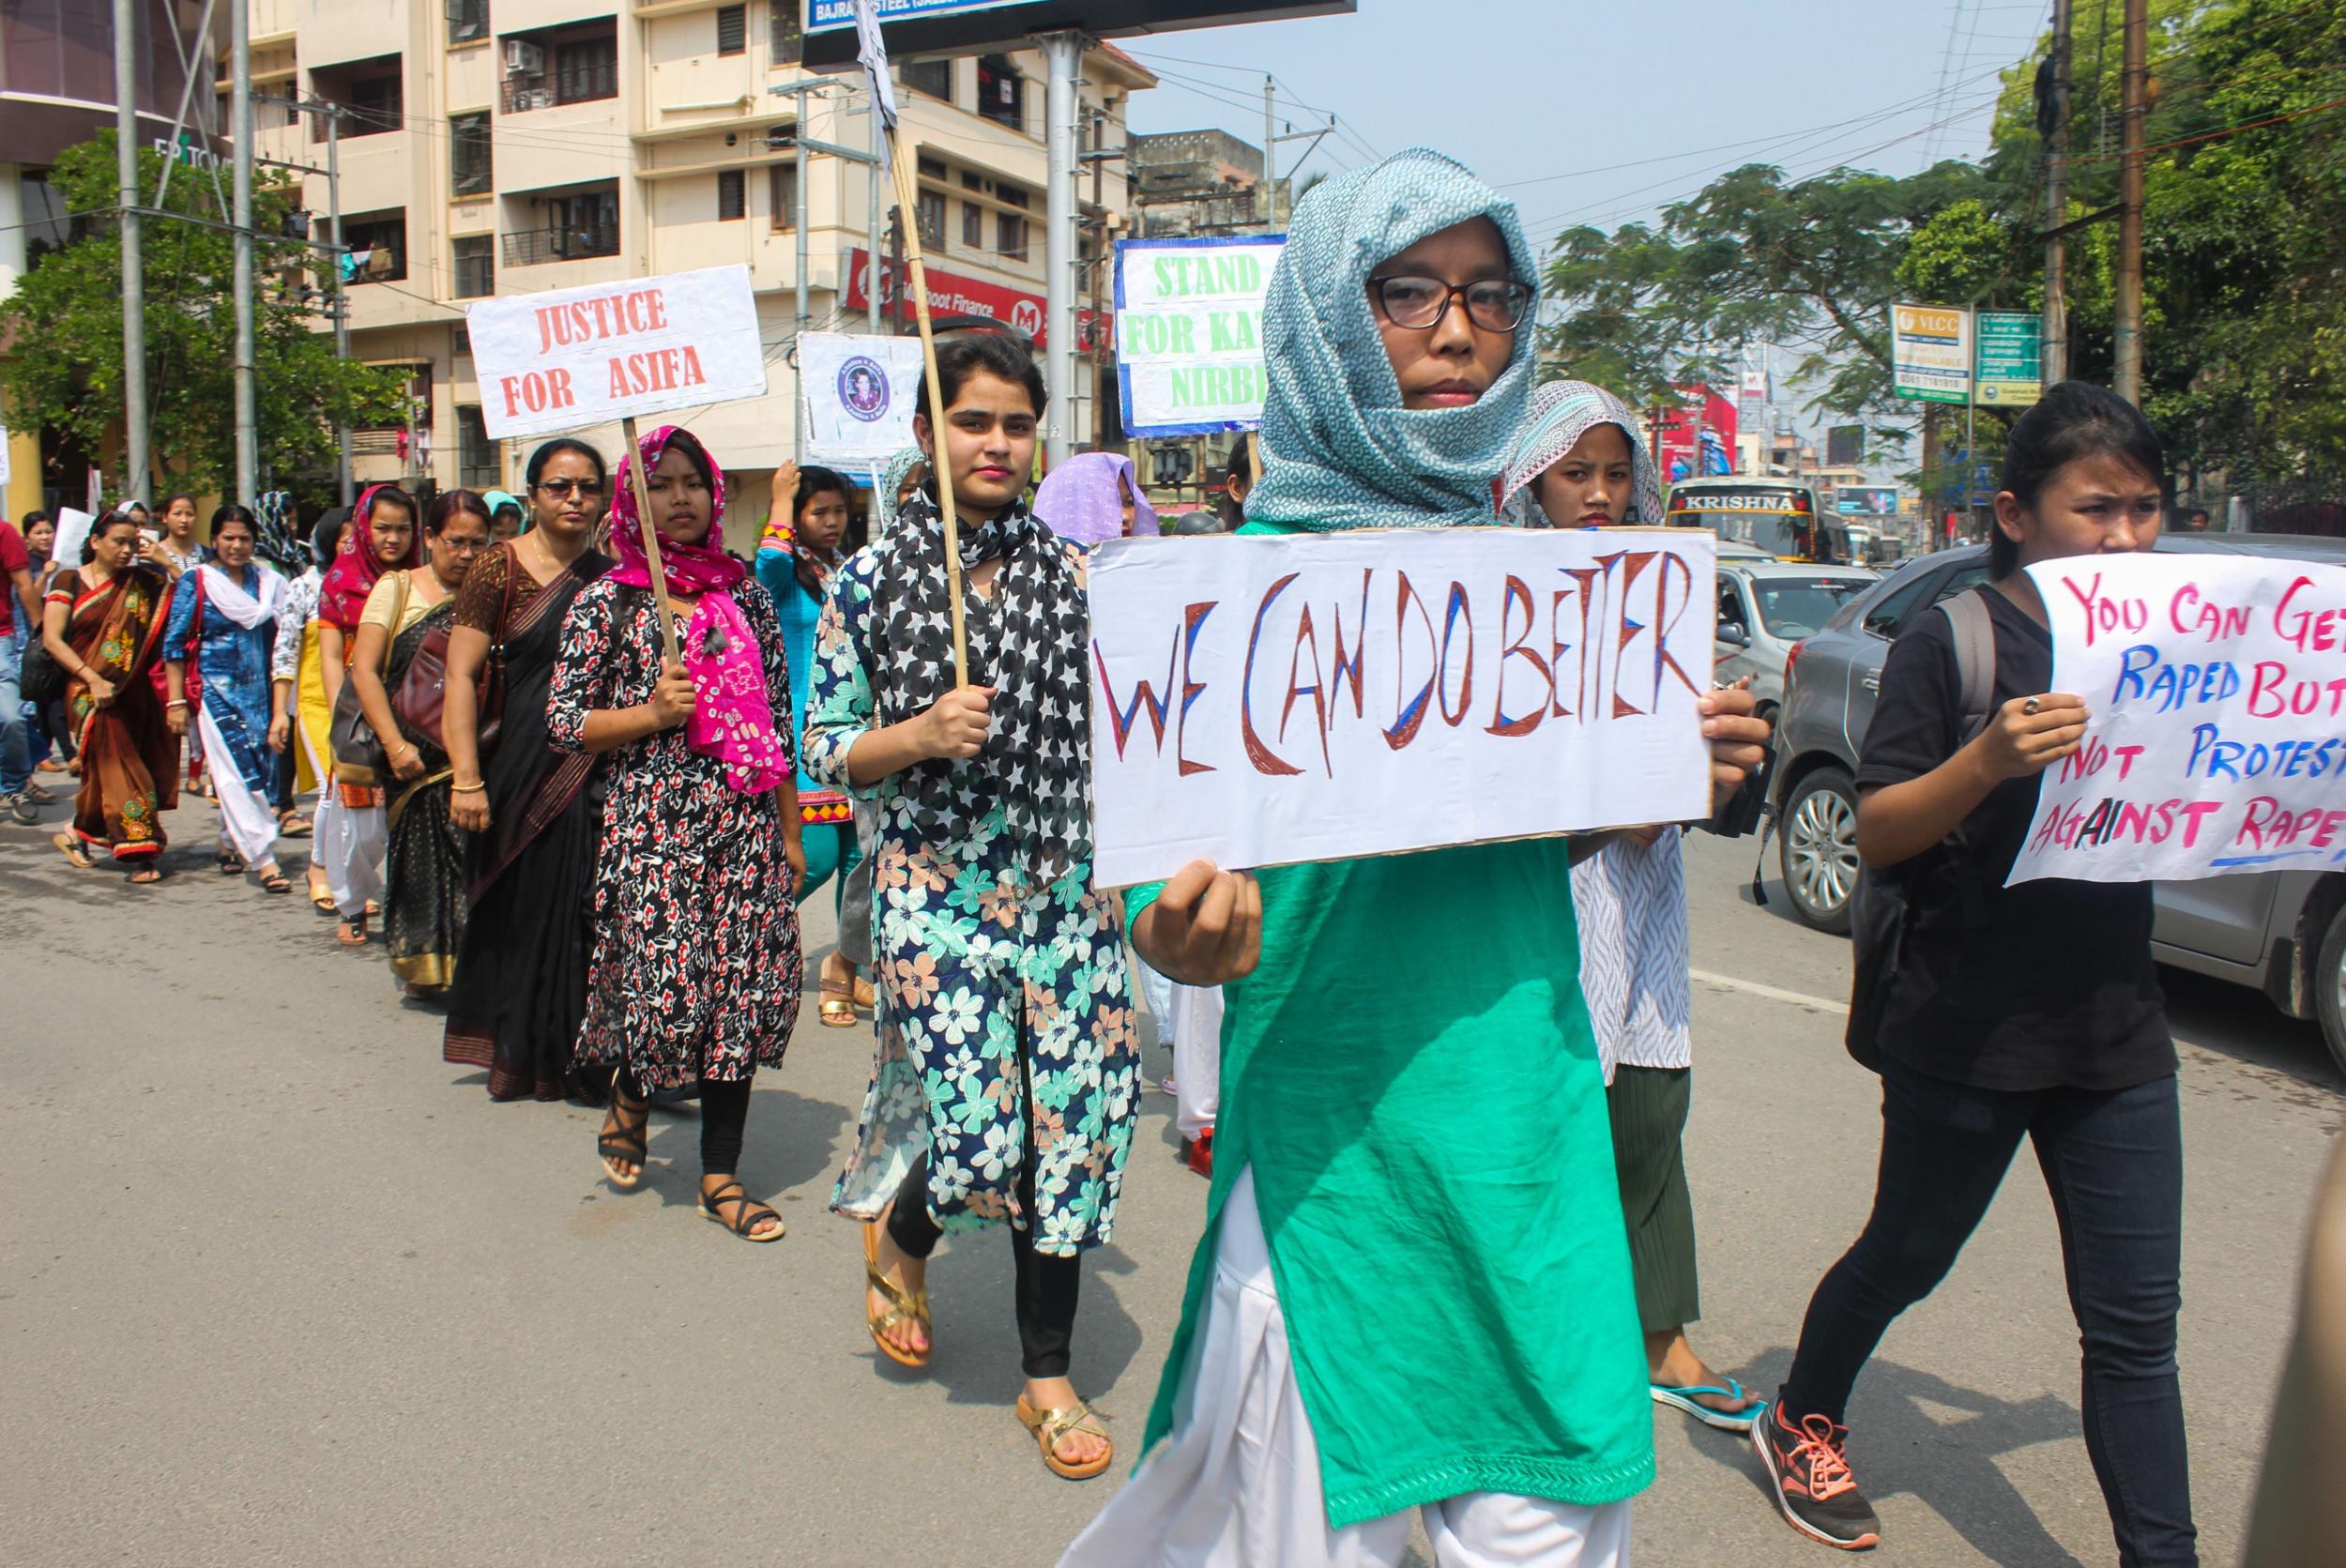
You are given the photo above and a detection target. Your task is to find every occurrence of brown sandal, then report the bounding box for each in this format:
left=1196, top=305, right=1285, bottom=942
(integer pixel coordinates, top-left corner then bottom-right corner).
left=51, top=832, right=94, bottom=870
left=861, top=1220, right=931, bottom=1368
left=1015, top=1394, right=1113, bottom=1481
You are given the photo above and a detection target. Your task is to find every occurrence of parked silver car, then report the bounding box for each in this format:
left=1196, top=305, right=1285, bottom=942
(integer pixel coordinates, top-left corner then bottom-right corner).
left=1714, top=561, right=1880, bottom=715
left=1766, top=533, right=2346, bottom=1071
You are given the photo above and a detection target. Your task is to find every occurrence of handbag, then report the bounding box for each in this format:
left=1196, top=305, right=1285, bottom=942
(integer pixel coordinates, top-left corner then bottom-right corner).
left=328, top=572, right=404, bottom=787
left=20, top=631, right=63, bottom=707
left=392, top=544, right=515, bottom=754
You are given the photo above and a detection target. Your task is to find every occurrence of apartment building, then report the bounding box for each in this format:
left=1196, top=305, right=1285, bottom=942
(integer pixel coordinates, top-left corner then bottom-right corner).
left=232, top=0, right=1153, bottom=518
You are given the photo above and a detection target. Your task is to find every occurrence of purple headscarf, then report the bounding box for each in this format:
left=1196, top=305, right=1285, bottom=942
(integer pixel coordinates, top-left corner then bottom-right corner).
left=1032, top=451, right=1158, bottom=547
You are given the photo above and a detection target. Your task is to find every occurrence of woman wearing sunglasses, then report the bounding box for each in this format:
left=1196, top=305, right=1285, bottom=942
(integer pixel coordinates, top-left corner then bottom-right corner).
left=441, top=438, right=618, bottom=1104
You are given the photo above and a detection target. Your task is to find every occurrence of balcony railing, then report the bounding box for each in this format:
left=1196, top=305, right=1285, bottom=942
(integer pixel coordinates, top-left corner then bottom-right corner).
left=502, top=56, right=616, bottom=114
left=502, top=224, right=619, bottom=267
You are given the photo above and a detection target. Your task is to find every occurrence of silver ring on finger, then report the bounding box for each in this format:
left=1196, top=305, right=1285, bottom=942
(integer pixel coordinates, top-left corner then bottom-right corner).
left=2022, top=696, right=2042, bottom=716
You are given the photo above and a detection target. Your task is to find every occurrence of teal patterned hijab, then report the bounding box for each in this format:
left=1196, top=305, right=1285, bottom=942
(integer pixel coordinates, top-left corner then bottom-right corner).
left=878, top=445, right=926, bottom=526
left=1248, top=147, right=1541, bottom=533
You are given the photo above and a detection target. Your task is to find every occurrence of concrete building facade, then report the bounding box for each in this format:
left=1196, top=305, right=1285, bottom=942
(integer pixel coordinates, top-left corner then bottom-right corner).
left=229, top=0, right=1152, bottom=519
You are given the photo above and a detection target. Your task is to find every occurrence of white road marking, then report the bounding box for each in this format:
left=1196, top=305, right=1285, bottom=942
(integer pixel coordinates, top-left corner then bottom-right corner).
left=1690, top=967, right=1847, bottom=1015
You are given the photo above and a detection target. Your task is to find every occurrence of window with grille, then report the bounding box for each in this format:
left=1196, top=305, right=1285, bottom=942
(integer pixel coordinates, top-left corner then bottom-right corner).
left=916, top=190, right=946, bottom=251
left=769, top=162, right=797, bottom=230
left=450, top=112, right=492, bottom=196
left=901, top=59, right=951, bottom=101
left=718, top=169, right=745, bottom=221
left=975, top=55, right=1022, bottom=129
left=554, top=36, right=617, bottom=105
left=447, top=0, right=488, bottom=44
left=997, top=212, right=1026, bottom=261
left=452, top=234, right=494, bottom=297
left=716, top=5, right=745, bottom=56
left=456, top=406, right=499, bottom=489
left=961, top=200, right=983, bottom=249
left=769, top=2, right=801, bottom=64
left=344, top=72, right=403, bottom=136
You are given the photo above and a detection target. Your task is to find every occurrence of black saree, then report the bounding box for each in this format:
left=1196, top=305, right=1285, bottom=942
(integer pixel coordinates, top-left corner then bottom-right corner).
left=382, top=601, right=465, bottom=995
left=441, top=545, right=614, bottom=1102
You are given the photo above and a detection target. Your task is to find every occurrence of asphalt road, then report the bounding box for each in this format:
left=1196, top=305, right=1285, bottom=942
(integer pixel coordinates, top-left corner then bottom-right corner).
left=3, top=796, right=2338, bottom=1567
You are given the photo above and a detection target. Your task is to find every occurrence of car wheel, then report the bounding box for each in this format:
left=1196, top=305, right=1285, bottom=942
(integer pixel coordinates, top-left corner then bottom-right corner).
left=1779, top=767, right=1860, bottom=935
left=2317, top=902, right=2346, bottom=1079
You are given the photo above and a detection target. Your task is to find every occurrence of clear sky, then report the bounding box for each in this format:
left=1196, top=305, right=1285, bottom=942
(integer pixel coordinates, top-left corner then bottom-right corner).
left=1118, top=0, right=2036, bottom=247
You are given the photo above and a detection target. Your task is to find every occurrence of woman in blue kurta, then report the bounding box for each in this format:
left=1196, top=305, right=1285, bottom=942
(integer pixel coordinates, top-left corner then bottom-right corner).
left=755, top=460, right=870, bottom=1024
left=163, top=505, right=292, bottom=894
left=804, top=334, right=1136, bottom=1483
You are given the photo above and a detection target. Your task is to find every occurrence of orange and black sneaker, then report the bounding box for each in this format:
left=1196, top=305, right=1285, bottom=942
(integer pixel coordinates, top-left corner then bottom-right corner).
left=1753, top=1393, right=1881, bottom=1550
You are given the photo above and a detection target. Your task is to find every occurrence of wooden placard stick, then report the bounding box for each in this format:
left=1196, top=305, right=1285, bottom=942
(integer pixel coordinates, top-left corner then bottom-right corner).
left=620, top=413, right=685, bottom=667
left=886, top=132, right=970, bottom=690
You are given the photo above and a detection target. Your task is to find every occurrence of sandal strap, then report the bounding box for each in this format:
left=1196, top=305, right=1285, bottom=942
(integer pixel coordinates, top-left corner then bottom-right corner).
left=703, top=1180, right=779, bottom=1236
left=1035, top=1401, right=1106, bottom=1450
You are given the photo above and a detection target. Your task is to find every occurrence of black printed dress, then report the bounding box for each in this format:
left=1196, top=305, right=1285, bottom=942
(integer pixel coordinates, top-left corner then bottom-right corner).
left=546, top=577, right=804, bottom=1090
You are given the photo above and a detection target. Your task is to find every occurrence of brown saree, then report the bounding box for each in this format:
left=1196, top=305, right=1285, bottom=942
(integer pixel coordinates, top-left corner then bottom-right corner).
left=52, top=564, right=179, bottom=862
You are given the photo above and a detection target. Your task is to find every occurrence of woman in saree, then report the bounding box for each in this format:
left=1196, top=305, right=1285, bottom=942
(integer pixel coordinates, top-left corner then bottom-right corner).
left=41, top=511, right=177, bottom=880
left=162, top=505, right=293, bottom=894
left=1060, top=150, right=1772, bottom=1568
left=314, top=485, right=420, bottom=945
left=551, top=424, right=804, bottom=1241
left=441, top=436, right=616, bottom=1103
left=807, top=333, right=1136, bottom=1482
left=349, top=490, right=492, bottom=997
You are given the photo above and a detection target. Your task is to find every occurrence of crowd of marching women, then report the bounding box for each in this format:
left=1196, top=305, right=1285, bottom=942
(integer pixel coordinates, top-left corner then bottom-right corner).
left=5, top=146, right=2266, bottom=1566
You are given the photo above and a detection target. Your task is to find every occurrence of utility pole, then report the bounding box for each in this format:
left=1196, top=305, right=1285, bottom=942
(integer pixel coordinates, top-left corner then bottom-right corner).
left=2041, top=0, right=2072, bottom=386
left=114, top=0, right=149, bottom=503
left=769, top=80, right=823, bottom=464
left=231, top=0, right=257, bottom=502
left=2113, top=0, right=2147, bottom=404
left=1039, top=29, right=1085, bottom=469
left=326, top=101, right=352, bottom=502
left=866, top=84, right=881, bottom=334
left=1262, top=74, right=1276, bottom=229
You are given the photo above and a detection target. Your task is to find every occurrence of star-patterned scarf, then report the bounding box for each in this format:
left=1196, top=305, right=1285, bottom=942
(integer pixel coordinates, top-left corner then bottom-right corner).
left=866, top=484, right=1090, bottom=885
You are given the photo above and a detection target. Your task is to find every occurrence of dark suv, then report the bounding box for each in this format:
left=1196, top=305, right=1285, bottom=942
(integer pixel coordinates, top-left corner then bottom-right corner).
left=1767, top=534, right=2346, bottom=1072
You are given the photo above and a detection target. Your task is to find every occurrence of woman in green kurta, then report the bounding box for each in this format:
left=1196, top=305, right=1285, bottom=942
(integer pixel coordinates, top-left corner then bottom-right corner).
left=1059, top=150, right=1772, bottom=1566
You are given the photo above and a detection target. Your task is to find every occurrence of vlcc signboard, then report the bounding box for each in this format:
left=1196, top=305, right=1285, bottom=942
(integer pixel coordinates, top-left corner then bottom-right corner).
left=803, top=1, right=1355, bottom=67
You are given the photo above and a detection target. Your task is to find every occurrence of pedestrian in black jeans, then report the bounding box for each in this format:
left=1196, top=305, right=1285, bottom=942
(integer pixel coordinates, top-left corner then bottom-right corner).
left=1755, top=382, right=2198, bottom=1564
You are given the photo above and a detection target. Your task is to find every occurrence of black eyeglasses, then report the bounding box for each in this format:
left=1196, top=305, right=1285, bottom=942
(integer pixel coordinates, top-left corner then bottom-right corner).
left=1368, top=274, right=1533, bottom=332
left=535, top=479, right=604, bottom=499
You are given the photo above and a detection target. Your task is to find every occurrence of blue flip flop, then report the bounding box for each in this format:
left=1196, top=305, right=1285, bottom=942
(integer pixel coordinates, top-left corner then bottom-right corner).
left=1650, top=1378, right=1766, bottom=1432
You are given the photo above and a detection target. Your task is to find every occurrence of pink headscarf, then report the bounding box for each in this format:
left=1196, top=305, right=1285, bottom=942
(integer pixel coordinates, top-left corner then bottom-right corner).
left=318, top=482, right=419, bottom=631
left=607, top=425, right=790, bottom=796
left=1033, top=450, right=1159, bottom=546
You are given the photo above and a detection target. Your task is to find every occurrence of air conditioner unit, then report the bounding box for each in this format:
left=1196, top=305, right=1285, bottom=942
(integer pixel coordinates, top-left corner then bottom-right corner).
left=521, top=89, right=555, bottom=112
left=503, top=38, right=543, bottom=75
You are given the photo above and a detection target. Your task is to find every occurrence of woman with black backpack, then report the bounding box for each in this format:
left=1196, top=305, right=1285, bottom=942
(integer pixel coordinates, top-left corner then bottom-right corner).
left=1752, top=382, right=2198, bottom=1563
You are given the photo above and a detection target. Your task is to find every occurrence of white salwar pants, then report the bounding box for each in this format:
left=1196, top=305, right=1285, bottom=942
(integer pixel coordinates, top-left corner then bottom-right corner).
left=1134, top=955, right=1225, bottom=1141
left=1059, top=1166, right=1632, bottom=1568
left=198, top=706, right=280, bottom=871
left=312, top=777, right=386, bottom=919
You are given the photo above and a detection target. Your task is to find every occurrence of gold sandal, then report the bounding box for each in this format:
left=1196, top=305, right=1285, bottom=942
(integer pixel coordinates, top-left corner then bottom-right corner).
left=1015, top=1394, right=1113, bottom=1481
left=861, top=1220, right=931, bottom=1368
left=819, top=979, right=858, bottom=1028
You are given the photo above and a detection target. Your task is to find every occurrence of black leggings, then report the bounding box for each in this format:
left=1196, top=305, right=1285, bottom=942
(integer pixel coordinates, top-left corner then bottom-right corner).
left=1781, top=1057, right=2195, bottom=1565
left=617, top=1067, right=753, bottom=1175
left=888, top=1153, right=1081, bottom=1379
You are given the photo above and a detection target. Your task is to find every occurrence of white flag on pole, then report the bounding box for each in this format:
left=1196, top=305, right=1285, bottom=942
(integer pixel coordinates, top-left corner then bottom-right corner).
left=850, top=0, right=899, bottom=174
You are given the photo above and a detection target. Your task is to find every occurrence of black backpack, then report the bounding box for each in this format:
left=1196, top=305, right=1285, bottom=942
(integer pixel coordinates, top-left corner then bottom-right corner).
left=1844, top=591, right=1998, bottom=1070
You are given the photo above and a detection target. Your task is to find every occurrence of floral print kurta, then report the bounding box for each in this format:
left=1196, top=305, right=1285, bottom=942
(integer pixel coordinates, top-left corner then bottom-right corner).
left=806, top=553, right=1138, bottom=1257
left=547, top=577, right=804, bottom=1092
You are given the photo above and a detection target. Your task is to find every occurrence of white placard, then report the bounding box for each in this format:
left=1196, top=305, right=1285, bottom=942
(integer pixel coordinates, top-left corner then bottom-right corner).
left=800, top=331, right=925, bottom=466
left=1115, top=236, right=1283, bottom=437
left=1086, top=526, right=1717, bottom=888
left=49, top=507, right=94, bottom=573
left=466, top=265, right=769, bottom=440
left=0, top=420, right=11, bottom=488
left=2009, top=552, right=2346, bottom=886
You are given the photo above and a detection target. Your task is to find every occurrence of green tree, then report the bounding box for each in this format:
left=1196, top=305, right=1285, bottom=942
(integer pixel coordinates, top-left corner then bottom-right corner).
left=0, top=130, right=404, bottom=499
left=1541, top=160, right=2000, bottom=429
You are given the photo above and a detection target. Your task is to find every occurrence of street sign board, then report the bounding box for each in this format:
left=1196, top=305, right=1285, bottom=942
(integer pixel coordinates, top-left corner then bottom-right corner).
left=804, top=0, right=1356, bottom=66
left=1974, top=310, right=2043, bottom=408
left=1114, top=235, right=1283, bottom=437
left=1892, top=302, right=1972, bottom=404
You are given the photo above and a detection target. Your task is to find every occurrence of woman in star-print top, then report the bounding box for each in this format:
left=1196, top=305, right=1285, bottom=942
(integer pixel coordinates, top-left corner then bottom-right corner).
left=803, top=332, right=1136, bottom=1484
